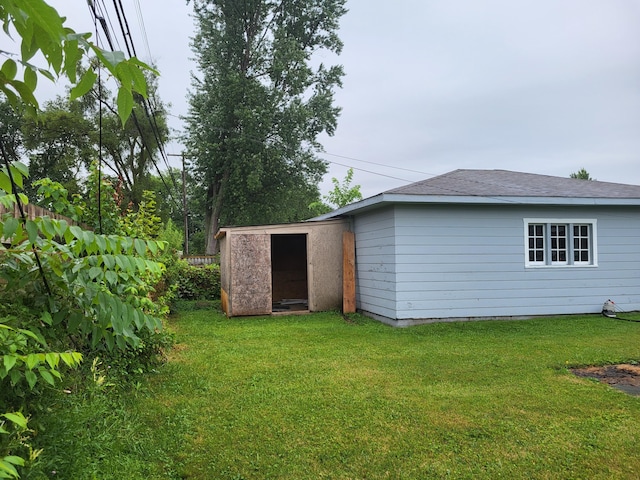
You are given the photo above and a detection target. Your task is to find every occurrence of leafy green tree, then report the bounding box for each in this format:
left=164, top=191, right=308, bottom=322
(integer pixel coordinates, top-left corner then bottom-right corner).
left=22, top=97, right=96, bottom=197
left=97, top=72, right=170, bottom=207
left=185, top=0, right=346, bottom=253
left=570, top=168, right=594, bottom=180
left=0, top=97, right=23, bottom=160
left=310, top=167, right=363, bottom=215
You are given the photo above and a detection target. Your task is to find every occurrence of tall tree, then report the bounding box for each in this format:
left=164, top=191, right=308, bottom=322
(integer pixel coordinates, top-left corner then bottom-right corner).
left=186, top=0, right=346, bottom=253
left=94, top=72, right=170, bottom=208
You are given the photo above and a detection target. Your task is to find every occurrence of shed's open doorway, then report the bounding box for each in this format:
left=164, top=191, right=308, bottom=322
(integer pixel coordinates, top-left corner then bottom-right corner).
left=271, top=234, right=308, bottom=312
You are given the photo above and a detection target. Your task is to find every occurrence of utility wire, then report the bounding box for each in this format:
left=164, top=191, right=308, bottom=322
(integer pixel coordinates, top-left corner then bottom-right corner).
left=87, top=0, right=182, bottom=212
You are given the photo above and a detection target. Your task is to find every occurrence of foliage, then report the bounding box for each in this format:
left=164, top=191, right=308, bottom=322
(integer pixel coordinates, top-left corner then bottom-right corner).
left=120, top=190, right=163, bottom=239
left=309, top=167, right=363, bottom=214
left=0, top=0, right=154, bottom=123
left=165, top=260, right=220, bottom=304
left=95, top=71, right=170, bottom=208
left=185, top=0, right=347, bottom=253
left=21, top=97, right=95, bottom=197
left=0, top=162, right=171, bottom=476
left=570, top=168, right=594, bottom=180
left=0, top=1, right=164, bottom=475
left=77, top=162, right=122, bottom=234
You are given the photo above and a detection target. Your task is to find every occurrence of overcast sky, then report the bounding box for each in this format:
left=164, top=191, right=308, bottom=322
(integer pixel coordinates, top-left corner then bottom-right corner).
left=44, top=0, right=640, bottom=199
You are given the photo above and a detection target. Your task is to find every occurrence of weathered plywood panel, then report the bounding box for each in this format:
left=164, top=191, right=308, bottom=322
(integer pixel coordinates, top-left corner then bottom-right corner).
left=230, top=234, right=271, bottom=316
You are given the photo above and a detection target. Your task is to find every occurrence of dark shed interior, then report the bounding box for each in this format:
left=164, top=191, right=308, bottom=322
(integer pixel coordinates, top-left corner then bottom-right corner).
left=271, top=234, right=308, bottom=311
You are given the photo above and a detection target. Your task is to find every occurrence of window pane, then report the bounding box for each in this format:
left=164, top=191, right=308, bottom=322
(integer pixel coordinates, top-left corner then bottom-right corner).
left=527, top=223, right=545, bottom=264
left=550, top=224, right=568, bottom=264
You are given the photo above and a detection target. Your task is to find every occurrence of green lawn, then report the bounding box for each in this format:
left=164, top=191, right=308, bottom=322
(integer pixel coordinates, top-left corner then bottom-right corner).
left=42, top=309, right=640, bottom=479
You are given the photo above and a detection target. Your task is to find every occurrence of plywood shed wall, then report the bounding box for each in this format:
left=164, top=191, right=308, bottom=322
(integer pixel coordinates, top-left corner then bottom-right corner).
left=216, top=219, right=351, bottom=317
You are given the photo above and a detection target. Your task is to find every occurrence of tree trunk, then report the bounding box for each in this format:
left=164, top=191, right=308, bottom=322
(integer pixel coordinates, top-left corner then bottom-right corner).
left=204, top=173, right=228, bottom=255
left=204, top=204, right=220, bottom=254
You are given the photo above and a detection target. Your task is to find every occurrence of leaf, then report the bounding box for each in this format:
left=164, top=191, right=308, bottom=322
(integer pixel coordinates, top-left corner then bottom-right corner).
left=59, top=352, right=74, bottom=367
left=2, top=412, right=27, bottom=429
left=20, top=0, right=66, bottom=42
left=25, top=354, right=40, bottom=370
left=1, top=59, right=17, bottom=80
left=40, top=217, right=55, bottom=239
left=38, top=368, right=55, bottom=386
left=2, top=456, right=25, bottom=467
left=69, top=225, right=83, bottom=240
left=95, top=234, right=107, bottom=253
left=0, top=171, right=11, bottom=194
left=45, top=353, right=58, bottom=369
left=23, top=66, right=38, bottom=91
left=97, top=49, right=126, bottom=67
left=0, top=460, right=19, bottom=478
left=88, top=266, right=102, bottom=281
left=25, top=219, right=38, bottom=244
left=134, top=238, right=147, bottom=257
left=3, top=355, right=17, bottom=373
left=69, top=68, right=97, bottom=100
left=25, top=370, right=37, bottom=389
left=41, top=311, right=53, bottom=326
left=8, top=166, right=23, bottom=188
left=105, top=270, right=118, bottom=286
left=11, top=161, right=29, bottom=178
left=102, top=254, right=115, bottom=270
left=2, top=217, right=18, bottom=239
left=117, top=87, right=134, bottom=127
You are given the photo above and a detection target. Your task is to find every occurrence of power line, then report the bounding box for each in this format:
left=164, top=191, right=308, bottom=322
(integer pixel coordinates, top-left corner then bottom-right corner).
left=87, top=0, right=182, bottom=213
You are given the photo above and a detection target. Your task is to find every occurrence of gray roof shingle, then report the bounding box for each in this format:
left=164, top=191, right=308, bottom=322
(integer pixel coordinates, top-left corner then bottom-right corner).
left=384, top=169, right=640, bottom=198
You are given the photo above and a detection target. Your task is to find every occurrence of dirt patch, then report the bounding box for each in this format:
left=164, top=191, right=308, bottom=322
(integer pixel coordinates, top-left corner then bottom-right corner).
left=572, top=364, right=640, bottom=396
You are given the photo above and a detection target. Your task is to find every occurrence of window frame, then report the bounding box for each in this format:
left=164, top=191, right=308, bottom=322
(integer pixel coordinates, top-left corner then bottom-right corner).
left=523, top=218, right=598, bottom=268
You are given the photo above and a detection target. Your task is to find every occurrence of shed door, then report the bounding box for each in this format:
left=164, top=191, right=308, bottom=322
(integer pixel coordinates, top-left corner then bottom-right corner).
left=230, top=234, right=272, bottom=316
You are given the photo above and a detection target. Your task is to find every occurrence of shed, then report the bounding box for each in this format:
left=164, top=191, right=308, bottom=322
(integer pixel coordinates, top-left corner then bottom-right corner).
left=216, top=219, right=353, bottom=317
left=313, top=169, right=640, bottom=326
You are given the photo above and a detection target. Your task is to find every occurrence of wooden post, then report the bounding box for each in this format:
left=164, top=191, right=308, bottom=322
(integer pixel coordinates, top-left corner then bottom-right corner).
left=343, top=231, right=356, bottom=313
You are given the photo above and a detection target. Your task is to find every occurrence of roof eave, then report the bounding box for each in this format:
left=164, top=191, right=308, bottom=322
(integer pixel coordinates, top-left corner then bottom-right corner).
left=310, top=194, right=640, bottom=219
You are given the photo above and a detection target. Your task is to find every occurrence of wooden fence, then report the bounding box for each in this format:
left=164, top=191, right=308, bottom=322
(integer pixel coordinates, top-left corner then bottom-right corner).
left=0, top=203, right=77, bottom=224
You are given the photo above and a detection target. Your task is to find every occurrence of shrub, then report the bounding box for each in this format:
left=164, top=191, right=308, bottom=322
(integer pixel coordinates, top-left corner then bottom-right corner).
left=167, top=261, right=221, bottom=302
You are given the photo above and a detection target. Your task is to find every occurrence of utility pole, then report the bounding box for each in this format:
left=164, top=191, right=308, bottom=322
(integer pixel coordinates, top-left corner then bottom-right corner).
left=168, top=153, right=189, bottom=255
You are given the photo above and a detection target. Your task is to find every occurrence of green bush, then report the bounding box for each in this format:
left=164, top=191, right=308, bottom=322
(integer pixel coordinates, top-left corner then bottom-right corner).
left=166, top=261, right=220, bottom=302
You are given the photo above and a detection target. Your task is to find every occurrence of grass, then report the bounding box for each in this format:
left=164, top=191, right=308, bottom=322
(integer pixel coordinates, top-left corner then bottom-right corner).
left=37, top=310, right=640, bottom=479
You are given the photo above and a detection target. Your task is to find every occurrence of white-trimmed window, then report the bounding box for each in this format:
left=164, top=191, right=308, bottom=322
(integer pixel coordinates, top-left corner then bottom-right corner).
left=524, top=219, right=597, bottom=267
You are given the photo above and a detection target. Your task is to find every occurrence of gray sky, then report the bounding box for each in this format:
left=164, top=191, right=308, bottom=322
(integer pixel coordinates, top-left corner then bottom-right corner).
left=43, top=1, right=640, bottom=199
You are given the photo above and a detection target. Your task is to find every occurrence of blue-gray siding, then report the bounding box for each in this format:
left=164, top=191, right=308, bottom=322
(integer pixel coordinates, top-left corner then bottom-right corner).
left=353, top=204, right=640, bottom=321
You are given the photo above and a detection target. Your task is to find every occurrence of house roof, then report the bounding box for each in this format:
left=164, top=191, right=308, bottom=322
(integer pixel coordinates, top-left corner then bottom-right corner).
left=312, top=169, right=640, bottom=220
left=386, top=169, right=640, bottom=198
